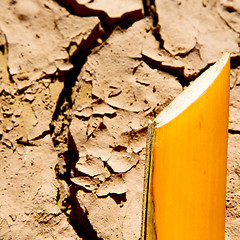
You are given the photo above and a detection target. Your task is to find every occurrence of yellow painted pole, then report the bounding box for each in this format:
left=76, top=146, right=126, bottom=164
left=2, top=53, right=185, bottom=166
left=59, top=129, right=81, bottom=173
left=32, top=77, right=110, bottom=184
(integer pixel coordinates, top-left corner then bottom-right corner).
left=141, top=53, right=230, bottom=240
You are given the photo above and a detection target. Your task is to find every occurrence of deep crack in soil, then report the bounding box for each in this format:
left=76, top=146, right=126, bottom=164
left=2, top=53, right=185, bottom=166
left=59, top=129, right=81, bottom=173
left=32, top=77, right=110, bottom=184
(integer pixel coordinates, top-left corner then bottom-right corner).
left=50, top=1, right=145, bottom=238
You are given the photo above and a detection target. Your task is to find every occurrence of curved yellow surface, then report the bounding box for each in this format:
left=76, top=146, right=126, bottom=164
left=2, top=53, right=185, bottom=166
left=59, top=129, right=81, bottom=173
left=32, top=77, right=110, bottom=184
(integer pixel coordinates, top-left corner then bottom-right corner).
left=152, top=54, right=230, bottom=239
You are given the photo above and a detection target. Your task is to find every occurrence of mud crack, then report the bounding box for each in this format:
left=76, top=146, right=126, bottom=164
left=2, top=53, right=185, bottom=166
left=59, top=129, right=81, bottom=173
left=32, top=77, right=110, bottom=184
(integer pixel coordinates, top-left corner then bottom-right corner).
left=231, top=53, right=240, bottom=69
left=228, top=129, right=240, bottom=135
left=55, top=0, right=144, bottom=29
left=49, top=2, right=145, bottom=239
left=141, top=52, right=214, bottom=87
left=142, top=0, right=164, bottom=48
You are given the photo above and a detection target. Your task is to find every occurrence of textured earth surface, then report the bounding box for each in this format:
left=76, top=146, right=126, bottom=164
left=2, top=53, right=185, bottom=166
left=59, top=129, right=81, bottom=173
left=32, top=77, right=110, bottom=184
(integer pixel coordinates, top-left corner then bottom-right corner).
left=0, top=0, right=239, bottom=239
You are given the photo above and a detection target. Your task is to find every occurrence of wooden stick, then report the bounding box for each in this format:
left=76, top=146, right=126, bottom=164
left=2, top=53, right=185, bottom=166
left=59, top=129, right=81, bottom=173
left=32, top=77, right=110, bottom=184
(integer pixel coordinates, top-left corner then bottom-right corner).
left=141, top=53, right=230, bottom=240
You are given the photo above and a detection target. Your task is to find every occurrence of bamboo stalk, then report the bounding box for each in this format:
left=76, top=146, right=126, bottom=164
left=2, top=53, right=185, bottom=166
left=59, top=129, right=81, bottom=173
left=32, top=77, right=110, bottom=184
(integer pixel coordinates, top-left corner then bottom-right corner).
left=141, top=53, right=230, bottom=240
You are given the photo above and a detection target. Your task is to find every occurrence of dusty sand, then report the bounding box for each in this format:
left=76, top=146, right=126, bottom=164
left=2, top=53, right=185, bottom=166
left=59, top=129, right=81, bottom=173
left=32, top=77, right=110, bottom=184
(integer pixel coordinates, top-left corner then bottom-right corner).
left=0, top=0, right=239, bottom=239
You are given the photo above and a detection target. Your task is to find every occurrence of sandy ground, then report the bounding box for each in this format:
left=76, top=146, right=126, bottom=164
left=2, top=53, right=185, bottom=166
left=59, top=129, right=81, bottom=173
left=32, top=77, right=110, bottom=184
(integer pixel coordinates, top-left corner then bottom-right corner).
left=0, top=0, right=239, bottom=239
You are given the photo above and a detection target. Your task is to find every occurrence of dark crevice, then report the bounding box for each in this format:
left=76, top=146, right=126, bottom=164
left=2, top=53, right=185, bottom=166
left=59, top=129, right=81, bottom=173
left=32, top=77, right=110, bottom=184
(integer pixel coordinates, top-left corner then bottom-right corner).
left=104, top=161, right=115, bottom=175
left=54, top=0, right=106, bottom=20
left=0, top=45, right=5, bottom=54
left=119, top=10, right=144, bottom=30
left=72, top=183, right=93, bottom=194
left=69, top=24, right=107, bottom=65
left=142, top=53, right=184, bottom=78
left=142, top=53, right=214, bottom=87
left=0, top=31, right=13, bottom=83
left=104, top=112, right=117, bottom=118
left=68, top=133, right=101, bottom=239
left=69, top=185, right=102, bottom=240
left=49, top=2, right=146, bottom=239
left=153, top=25, right=164, bottom=49
left=55, top=0, right=144, bottom=29
left=130, top=126, right=148, bottom=136
left=178, top=63, right=214, bottom=87
left=72, top=168, right=93, bottom=179
left=68, top=132, right=80, bottom=177
left=49, top=28, right=104, bottom=240
left=142, top=0, right=164, bottom=48
left=224, top=5, right=237, bottom=13
left=230, top=54, right=240, bottom=69
left=16, top=138, right=37, bottom=146
left=55, top=128, right=101, bottom=239
left=228, top=129, right=240, bottom=135
left=113, top=145, right=127, bottom=152
left=142, top=0, right=158, bottom=27
left=175, top=46, right=196, bottom=58
left=109, top=192, right=127, bottom=205
left=69, top=12, right=144, bottom=63
left=74, top=115, right=91, bottom=121
left=98, top=192, right=127, bottom=205
left=30, top=129, right=51, bottom=141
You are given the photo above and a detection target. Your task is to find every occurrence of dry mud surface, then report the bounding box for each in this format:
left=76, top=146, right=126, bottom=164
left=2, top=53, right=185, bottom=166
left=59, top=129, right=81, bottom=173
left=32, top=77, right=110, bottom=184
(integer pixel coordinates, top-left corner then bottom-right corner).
left=0, top=0, right=239, bottom=239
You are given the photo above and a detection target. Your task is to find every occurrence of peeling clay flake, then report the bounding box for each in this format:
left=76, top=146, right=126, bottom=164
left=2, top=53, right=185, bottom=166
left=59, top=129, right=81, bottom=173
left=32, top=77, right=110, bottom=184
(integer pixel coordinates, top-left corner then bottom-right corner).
left=70, top=176, right=97, bottom=191
left=107, top=151, right=139, bottom=173
left=96, top=175, right=127, bottom=197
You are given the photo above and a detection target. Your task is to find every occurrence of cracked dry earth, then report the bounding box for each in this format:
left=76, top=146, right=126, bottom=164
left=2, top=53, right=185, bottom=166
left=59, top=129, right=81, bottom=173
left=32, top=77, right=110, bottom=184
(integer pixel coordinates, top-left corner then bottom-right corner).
left=0, top=0, right=239, bottom=239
